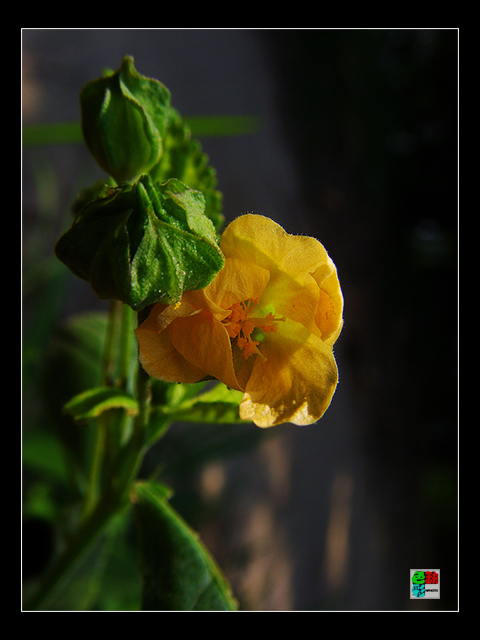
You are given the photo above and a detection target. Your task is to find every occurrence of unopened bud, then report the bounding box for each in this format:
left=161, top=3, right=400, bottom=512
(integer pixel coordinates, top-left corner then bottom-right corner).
left=80, top=56, right=170, bottom=183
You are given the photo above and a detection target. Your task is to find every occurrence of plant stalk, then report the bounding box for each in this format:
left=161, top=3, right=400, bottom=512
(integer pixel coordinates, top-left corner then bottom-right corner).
left=25, top=304, right=151, bottom=610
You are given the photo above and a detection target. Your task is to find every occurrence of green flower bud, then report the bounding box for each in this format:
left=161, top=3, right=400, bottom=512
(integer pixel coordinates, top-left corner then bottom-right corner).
left=55, top=176, right=225, bottom=310
left=80, top=56, right=171, bottom=183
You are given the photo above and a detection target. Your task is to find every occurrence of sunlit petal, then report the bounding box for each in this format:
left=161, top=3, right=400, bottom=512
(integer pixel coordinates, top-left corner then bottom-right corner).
left=312, top=259, right=344, bottom=345
left=205, top=256, right=270, bottom=310
left=240, top=320, right=338, bottom=427
left=220, top=214, right=330, bottom=281
left=221, top=214, right=336, bottom=336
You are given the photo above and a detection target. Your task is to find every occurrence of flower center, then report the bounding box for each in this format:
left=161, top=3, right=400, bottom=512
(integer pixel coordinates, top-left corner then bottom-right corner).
left=222, top=298, right=285, bottom=360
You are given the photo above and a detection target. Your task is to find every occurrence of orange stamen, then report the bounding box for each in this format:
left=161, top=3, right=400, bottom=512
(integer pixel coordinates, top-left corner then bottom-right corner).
left=222, top=299, right=285, bottom=360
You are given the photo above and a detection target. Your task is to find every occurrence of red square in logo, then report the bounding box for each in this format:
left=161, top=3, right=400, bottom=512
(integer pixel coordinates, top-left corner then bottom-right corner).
left=425, top=571, right=438, bottom=584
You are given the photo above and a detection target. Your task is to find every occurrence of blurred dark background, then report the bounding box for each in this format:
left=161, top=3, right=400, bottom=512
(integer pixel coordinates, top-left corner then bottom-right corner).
left=22, top=28, right=458, bottom=611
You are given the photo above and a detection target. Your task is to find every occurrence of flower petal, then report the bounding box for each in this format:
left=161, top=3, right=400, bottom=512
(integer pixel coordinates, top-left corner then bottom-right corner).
left=261, top=273, right=321, bottom=336
left=221, top=214, right=337, bottom=335
left=312, top=258, right=344, bottom=345
left=136, top=306, right=207, bottom=383
left=167, top=309, right=242, bottom=391
left=239, top=319, right=338, bottom=427
left=220, top=214, right=330, bottom=282
left=205, top=256, right=270, bottom=310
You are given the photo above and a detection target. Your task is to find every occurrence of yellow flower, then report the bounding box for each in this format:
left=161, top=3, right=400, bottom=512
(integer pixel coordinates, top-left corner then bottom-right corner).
left=136, top=214, right=343, bottom=427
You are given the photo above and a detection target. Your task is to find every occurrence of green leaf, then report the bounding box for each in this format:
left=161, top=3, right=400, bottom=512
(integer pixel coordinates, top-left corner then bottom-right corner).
left=150, top=108, right=224, bottom=230
left=146, top=383, right=245, bottom=446
left=55, top=176, right=225, bottom=310
left=133, top=480, right=238, bottom=611
left=162, top=383, right=245, bottom=424
left=63, top=387, right=138, bottom=422
left=87, top=508, right=142, bottom=611
left=34, top=508, right=131, bottom=611
left=22, top=481, right=59, bottom=522
left=186, top=114, right=260, bottom=138
left=39, top=312, right=109, bottom=486
left=22, top=115, right=259, bottom=147
left=129, top=178, right=224, bottom=308
left=23, top=430, right=70, bottom=482
left=22, top=121, right=84, bottom=146
left=188, top=382, right=244, bottom=405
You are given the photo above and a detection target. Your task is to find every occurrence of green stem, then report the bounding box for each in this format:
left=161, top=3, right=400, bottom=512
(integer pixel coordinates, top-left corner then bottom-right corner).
left=112, top=336, right=151, bottom=497
left=101, top=300, right=121, bottom=386
left=81, top=416, right=107, bottom=519
left=83, top=301, right=125, bottom=518
left=25, top=306, right=152, bottom=610
left=102, top=304, right=136, bottom=490
left=89, top=302, right=136, bottom=509
left=117, top=303, right=134, bottom=391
